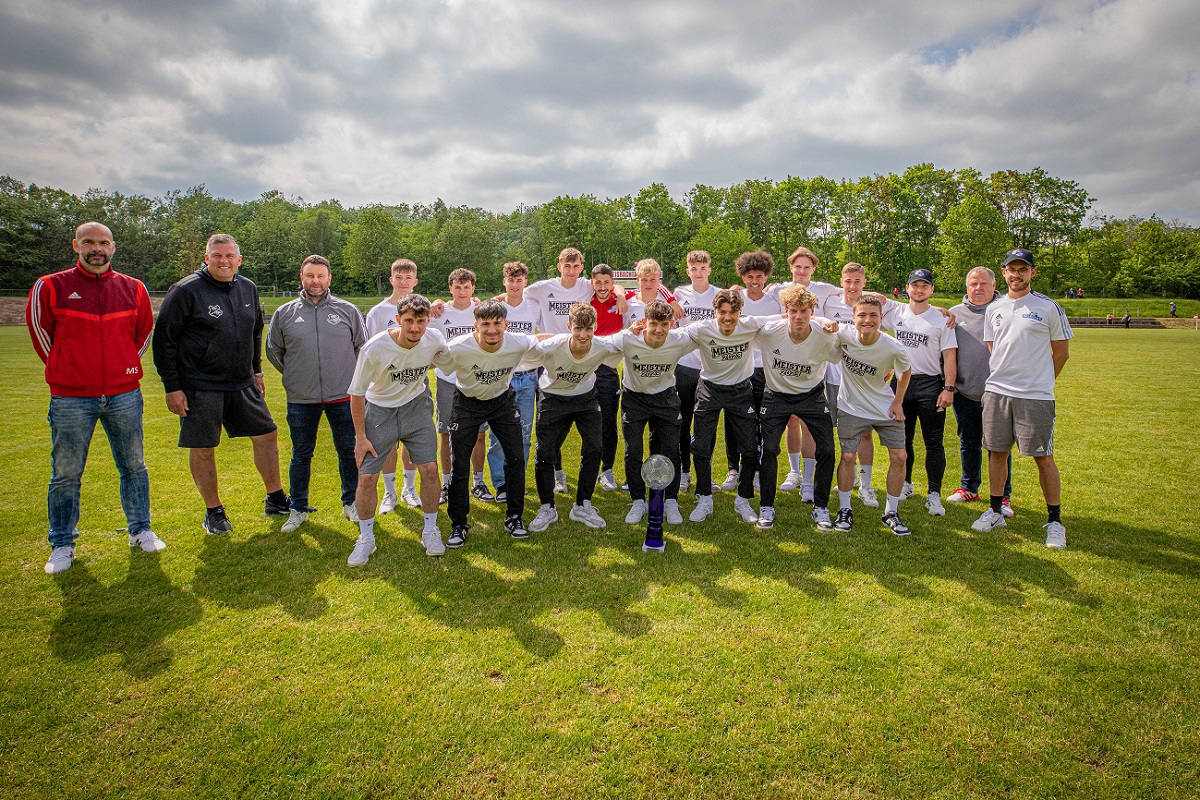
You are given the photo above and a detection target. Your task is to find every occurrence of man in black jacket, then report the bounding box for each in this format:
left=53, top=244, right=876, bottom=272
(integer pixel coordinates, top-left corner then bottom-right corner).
left=152, top=234, right=288, bottom=534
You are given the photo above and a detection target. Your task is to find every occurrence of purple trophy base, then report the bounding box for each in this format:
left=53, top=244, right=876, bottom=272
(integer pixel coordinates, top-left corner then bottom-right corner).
left=643, top=488, right=666, bottom=552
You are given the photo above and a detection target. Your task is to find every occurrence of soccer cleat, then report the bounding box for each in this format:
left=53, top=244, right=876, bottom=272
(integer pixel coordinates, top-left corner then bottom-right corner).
left=439, top=484, right=449, bottom=505
left=422, top=530, right=446, bottom=556
left=689, top=495, right=713, bottom=522
left=858, top=486, right=879, bottom=508
left=347, top=534, right=376, bottom=567
left=447, top=525, right=468, bottom=548
left=812, top=507, right=833, bottom=532
left=129, top=530, right=167, bottom=552
left=471, top=482, right=495, bottom=502
left=280, top=510, right=307, bottom=533
left=1043, top=521, right=1067, bottom=549
left=203, top=507, right=233, bottom=535
left=900, top=481, right=915, bottom=500
left=264, top=494, right=291, bottom=516
left=554, top=470, right=569, bottom=494
left=378, top=492, right=399, bottom=515
left=971, top=508, right=1006, bottom=533
left=664, top=499, right=683, bottom=525
left=833, top=508, right=853, bottom=531
left=529, top=504, right=559, bottom=532
left=45, top=545, right=76, bottom=574
left=678, top=472, right=692, bottom=493
left=343, top=504, right=360, bottom=523
left=780, top=470, right=802, bottom=491
left=800, top=481, right=815, bottom=503
left=733, top=496, right=758, bottom=524
left=625, top=500, right=648, bottom=524
left=598, top=470, right=619, bottom=492
left=946, top=488, right=979, bottom=503
left=719, top=469, right=740, bottom=492
left=757, top=506, right=775, bottom=530
left=569, top=500, right=607, bottom=529
left=505, top=514, right=528, bottom=539
left=493, top=485, right=507, bottom=503
left=401, top=486, right=421, bottom=508
left=925, top=493, right=946, bottom=517
left=1001, top=497, right=1015, bottom=518
left=882, top=511, right=911, bottom=536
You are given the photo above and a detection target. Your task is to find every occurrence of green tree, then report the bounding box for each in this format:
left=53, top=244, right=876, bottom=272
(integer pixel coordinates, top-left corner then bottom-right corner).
left=343, top=206, right=402, bottom=290
left=934, top=194, right=1011, bottom=290
left=687, top=221, right=755, bottom=287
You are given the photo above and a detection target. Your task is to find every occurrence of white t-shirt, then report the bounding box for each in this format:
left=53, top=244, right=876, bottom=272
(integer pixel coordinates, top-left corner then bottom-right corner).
left=819, top=293, right=859, bottom=385
left=740, top=291, right=784, bottom=368
left=534, top=334, right=622, bottom=396
left=767, top=280, right=839, bottom=307
left=984, top=292, right=1073, bottom=401
left=684, top=318, right=766, bottom=385
left=433, top=332, right=540, bottom=401
left=673, top=284, right=719, bottom=370
left=836, top=327, right=911, bottom=421
left=429, top=302, right=478, bottom=382
left=365, top=298, right=399, bottom=338
left=501, top=297, right=540, bottom=336
left=755, top=318, right=842, bottom=394
left=611, top=329, right=698, bottom=394
left=525, top=278, right=594, bottom=335
left=886, top=305, right=957, bottom=377
left=348, top=328, right=447, bottom=408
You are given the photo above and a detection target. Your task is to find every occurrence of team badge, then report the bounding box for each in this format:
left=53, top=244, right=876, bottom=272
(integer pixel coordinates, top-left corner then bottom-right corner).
left=208, top=305, right=223, bottom=319
left=327, top=313, right=340, bottom=325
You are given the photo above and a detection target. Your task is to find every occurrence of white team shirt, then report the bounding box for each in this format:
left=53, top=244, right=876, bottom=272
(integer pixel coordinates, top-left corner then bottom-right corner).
left=835, top=327, right=911, bottom=421
left=533, top=334, right=622, bottom=396
left=611, top=329, right=698, bottom=394
left=501, top=297, right=541, bottom=336
left=754, top=319, right=841, bottom=394
left=348, top=328, right=447, bottom=409
left=673, top=284, right=719, bottom=369
left=432, top=332, right=540, bottom=401
left=767, top=280, right=839, bottom=307
left=429, top=302, right=478, bottom=382
left=819, top=293, right=858, bottom=384
left=684, top=318, right=767, bottom=385
left=365, top=298, right=400, bottom=338
left=886, top=305, right=958, bottom=377
left=984, top=292, right=1073, bottom=401
left=741, top=290, right=784, bottom=368
left=525, top=278, right=594, bottom=334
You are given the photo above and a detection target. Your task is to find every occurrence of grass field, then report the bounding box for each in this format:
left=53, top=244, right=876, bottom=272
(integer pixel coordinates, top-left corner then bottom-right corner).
left=1, top=325, right=1198, bottom=799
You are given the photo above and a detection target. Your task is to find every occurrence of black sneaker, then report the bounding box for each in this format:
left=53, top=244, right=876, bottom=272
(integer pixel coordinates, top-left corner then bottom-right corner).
left=264, top=494, right=291, bottom=516
left=439, top=485, right=449, bottom=505
left=505, top=515, right=528, bottom=539
left=472, top=483, right=495, bottom=502
left=833, top=508, right=853, bottom=532
left=882, top=511, right=911, bottom=536
left=447, top=525, right=468, bottom=548
left=203, top=506, right=233, bottom=535
left=494, top=485, right=507, bottom=503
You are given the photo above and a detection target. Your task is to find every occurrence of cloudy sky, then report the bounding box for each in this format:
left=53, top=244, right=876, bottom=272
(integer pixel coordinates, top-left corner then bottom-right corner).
left=1, top=0, right=1197, bottom=222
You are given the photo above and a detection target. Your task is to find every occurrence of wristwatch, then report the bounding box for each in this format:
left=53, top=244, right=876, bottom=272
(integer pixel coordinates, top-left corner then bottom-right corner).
left=942, top=385, right=956, bottom=392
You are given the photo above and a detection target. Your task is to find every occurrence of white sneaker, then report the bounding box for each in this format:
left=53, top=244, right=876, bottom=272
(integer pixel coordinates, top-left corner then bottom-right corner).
left=378, top=492, right=398, bottom=515
left=800, top=481, right=815, bottom=503
left=343, top=504, right=360, bottom=523
left=625, top=500, right=647, bottom=524
left=664, top=499, right=683, bottom=525
left=1044, top=521, right=1067, bottom=549
left=678, top=472, right=691, bottom=493
left=971, top=508, right=1006, bottom=533
left=529, top=504, right=559, bottom=532
left=720, top=469, right=740, bottom=492
left=281, top=510, right=307, bottom=533
left=422, top=529, right=446, bottom=556
left=900, top=481, right=915, bottom=500
left=858, top=486, right=879, bottom=508
left=347, top=534, right=376, bottom=567
left=780, top=470, right=802, bottom=491
left=757, top=506, right=775, bottom=530
left=689, top=494, right=713, bottom=522
left=554, top=469, right=569, bottom=494
left=598, top=470, right=619, bottom=491
left=569, top=500, right=606, bottom=529
left=401, top=486, right=421, bottom=508
left=733, top=495, right=758, bottom=524
left=45, top=545, right=76, bottom=574
left=129, top=530, right=167, bottom=552
left=925, top=493, right=946, bottom=517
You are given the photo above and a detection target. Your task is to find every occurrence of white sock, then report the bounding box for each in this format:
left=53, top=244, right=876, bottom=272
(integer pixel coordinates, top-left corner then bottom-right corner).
left=788, top=452, right=801, bottom=472
left=442, top=474, right=450, bottom=487
left=886, top=494, right=900, bottom=514
left=803, top=458, right=816, bottom=483
left=859, top=465, right=873, bottom=486
left=358, top=517, right=375, bottom=537
left=422, top=511, right=438, bottom=532
left=473, top=471, right=484, bottom=485
left=838, top=490, right=852, bottom=510
left=382, top=473, right=397, bottom=496
left=403, top=469, right=417, bottom=491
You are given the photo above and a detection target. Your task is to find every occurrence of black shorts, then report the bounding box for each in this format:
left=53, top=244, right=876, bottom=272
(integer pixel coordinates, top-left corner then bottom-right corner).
left=178, top=385, right=277, bottom=448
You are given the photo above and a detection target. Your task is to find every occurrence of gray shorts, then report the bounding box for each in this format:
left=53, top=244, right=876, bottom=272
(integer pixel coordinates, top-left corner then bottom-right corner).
left=982, top=392, right=1055, bottom=457
left=837, top=411, right=905, bottom=451
left=360, top=395, right=438, bottom=473
left=827, top=383, right=840, bottom=427
left=435, top=377, right=487, bottom=435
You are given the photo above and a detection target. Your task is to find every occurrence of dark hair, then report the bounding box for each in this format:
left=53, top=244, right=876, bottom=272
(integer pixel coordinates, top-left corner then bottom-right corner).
left=568, top=302, right=597, bottom=328
left=735, top=250, right=774, bottom=277
left=301, top=254, right=331, bottom=270
left=448, top=268, right=476, bottom=286
left=713, top=288, right=744, bottom=314
left=644, top=299, right=673, bottom=323
left=396, top=294, right=431, bottom=318
left=474, top=299, right=507, bottom=321
left=592, top=264, right=614, bottom=278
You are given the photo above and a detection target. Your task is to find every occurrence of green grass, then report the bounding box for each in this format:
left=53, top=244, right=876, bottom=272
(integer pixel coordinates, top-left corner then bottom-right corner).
left=1, top=326, right=1199, bottom=799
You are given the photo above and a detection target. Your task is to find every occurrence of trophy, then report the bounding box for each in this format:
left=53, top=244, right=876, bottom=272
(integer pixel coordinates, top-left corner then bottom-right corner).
left=640, top=454, right=675, bottom=553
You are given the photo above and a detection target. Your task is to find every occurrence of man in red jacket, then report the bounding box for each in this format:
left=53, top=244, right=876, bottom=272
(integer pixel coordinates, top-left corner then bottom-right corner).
left=27, top=222, right=163, bottom=575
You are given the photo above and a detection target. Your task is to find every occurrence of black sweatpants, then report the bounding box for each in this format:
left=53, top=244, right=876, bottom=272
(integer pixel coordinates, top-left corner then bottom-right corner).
left=675, top=365, right=701, bottom=475
left=595, top=364, right=621, bottom=472
left=725, top=367, right=765, bottom=476
left=693, top=378, right=758, bottom=500
left=449, top=389, right=524, bottom=528
left=759, top=384, right=835, bottom=508
left=534, top=390, right=602, bottom=505
left=902, top=373, right=948, bottom=494
left=621, top=387, right=683, bottom=502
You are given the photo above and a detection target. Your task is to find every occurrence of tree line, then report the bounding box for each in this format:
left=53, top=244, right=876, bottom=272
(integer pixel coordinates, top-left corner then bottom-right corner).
left=2, top=167, right=1198, bottom=298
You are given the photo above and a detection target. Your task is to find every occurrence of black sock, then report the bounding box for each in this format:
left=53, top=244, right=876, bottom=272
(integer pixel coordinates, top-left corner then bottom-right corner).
left=207, top=505, right=225, bottom=515
left=991, top=495, right=1004, bottom=514
left=267, top=489, right=288, bottom=505
left=1047, top=504, right=1061, bottom=524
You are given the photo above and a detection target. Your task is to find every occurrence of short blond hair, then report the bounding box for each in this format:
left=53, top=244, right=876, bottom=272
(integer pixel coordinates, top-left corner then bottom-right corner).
left=779, top=285, right=817, bottom=312
left=390, top=258, right=416, bottom=276
left=503, top=261, right=528, bottom=279
left=788, top=246, right=818, bottom=268
left=686, top=250, right=711, bottom=265
left=558, top=247, right=583, bottom=264
left=842, top=262, right=866, bottom=276
left=635, top=258, right=662, bottom=277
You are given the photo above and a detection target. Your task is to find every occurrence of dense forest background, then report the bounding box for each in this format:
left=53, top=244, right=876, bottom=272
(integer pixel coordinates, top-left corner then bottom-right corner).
left=2, top=165, right=1197, bottom=297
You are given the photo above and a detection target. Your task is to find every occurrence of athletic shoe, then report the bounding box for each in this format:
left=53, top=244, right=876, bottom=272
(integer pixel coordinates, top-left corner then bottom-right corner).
left=780, top=470, right=802, bottom=491
left=598, top=470, right=619, bottom=492
left=678, top=472, right=691, bottom=493
left=664, top=499, right=683, bottom=525
left=1044, top=521, right=1067, bottom=549
left=343, top=504, right=360, bottom=523
left=689, top=495, right=713, bottom=522
left=900, top=481, right=915, bottom=500
left=719, top=469, right=740, bottom=492
left=264, top=494, right=291, bottom=516
left=812, top=507, right=833, bottom=532
left=858, top=486, right=879, bottom=508
left=833, top=508, right=853, bottom=532
left=554, top=470, right=569, bottom=494
left=569, top=500, right=606, bottom=529
left=422, top=530, right=446, bottom=556
left=401, top=486, right=421, bottom=508
left=347, top=533, right=376, bottom=567
left=925, top=494, right=946, bottom=517
left=733, top=495, right=758, bottom=524
left=472, top=482, right=495, bottom=502
left=946, top=488, right=979, bottom=503
left=882, top=511, right=911, bottom=536
left=620, top=482, right=629, bottom=492
left=529, top=504, right=559, bottom=532
left=45, top=545, right=75, bottom=574
left=1001, top=497, right=1015, bottom=518
left=506, top=514, right=528, bottom=539
left=625, top=500, right=648, bottom=524
left=971, top=509, right=1006, bottom=533
left=757, top=506, right=775, bottom=530
left=800, top=481, right=815, bottom=503
left=280, top=510, right=307, bottom=533
left=203, top=507, right=233, bottom=535
left=129, top=530, right=167, bottom=552
left=439, top=484, right=449, bottom=505
left=493, top=485, right=507, bottom=503
left=379, top=492, right=399, bottom=515
left=447, top=525, right=468, bottom=548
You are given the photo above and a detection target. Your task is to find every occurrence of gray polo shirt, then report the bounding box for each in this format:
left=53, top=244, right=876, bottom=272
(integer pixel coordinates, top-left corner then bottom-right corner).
left=266, top=291, right=367, bottom=403
left=949, top=292, right=999, bottom=401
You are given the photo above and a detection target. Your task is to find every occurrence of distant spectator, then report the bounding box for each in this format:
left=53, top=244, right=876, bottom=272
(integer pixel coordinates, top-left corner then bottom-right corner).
left=1106, top=313, right=1114, bottom=325
left=1122, top=311, right=1132, bottom=328
left=1170, top=301, right=1177, bottom=318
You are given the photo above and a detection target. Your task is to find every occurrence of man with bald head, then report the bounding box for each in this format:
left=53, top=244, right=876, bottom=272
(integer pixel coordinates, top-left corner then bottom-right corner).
left=27, top=222, right=161, bottom=574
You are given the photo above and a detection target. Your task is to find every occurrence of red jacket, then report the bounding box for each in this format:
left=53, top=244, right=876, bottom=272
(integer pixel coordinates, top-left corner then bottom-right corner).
left=26, top=262, right=154, bottom=397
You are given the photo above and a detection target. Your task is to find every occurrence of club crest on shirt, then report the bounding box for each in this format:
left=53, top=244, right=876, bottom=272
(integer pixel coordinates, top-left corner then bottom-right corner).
left=328, top=313, right=340, bottom=325
left=208, top=305, right=223, bottom=319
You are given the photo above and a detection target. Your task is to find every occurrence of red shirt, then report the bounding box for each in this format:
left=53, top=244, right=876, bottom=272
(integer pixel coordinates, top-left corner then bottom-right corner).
left=591, top=294, right=625, bottom=336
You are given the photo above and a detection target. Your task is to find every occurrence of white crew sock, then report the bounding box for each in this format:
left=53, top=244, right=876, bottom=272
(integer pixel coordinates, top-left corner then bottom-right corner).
left=838, top=490, right=852, bottom=510
left=403, top=469, right=417, bottom=491
left=803, top=458, right=816, bottom=483
left=382, top=473, right=397, bottom=496
left=422, top=511, right=439, bottom=532
left=788, top=452, right=801, bottom=472
left=473, top=471, right=484, bottom=485
left=859, top=465, right=873, bottom=486
left=358, top=517, right=375, bottom=537
left=886, top=494, right=900, bottom=514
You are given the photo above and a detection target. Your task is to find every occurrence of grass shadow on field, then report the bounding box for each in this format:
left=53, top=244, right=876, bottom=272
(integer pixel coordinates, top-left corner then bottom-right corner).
left=49, top=551, right=203, bottom=679
left=1044, top=515, right=1200, bottom=580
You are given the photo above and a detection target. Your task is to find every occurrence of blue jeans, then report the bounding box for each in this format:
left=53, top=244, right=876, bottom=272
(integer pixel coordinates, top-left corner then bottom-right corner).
left=952, top=393, right=1012, bottom=497
left=48, top=389, right=150, bottom=547
left=286, top=401, right=358, bottom=509
left=487, top=369, right=536, bottom=489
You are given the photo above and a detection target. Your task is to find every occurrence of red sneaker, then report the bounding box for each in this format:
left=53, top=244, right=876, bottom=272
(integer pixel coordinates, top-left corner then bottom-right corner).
left=1001, top=497, right=1015, bottom=518
left=946, top=488, right=980, bottom=503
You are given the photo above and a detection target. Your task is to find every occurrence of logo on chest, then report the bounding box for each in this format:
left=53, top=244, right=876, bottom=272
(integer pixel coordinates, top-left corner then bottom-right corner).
left=208, top=305, right=223, bottom=319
